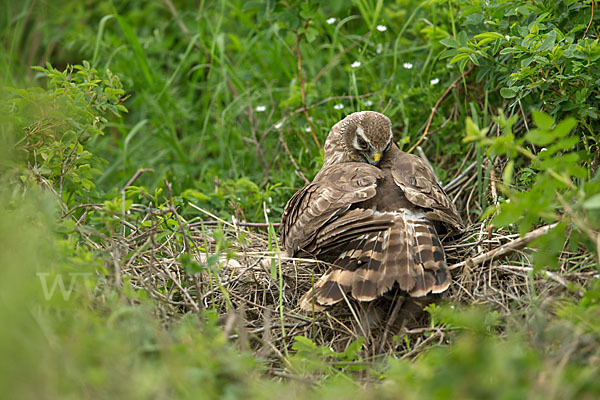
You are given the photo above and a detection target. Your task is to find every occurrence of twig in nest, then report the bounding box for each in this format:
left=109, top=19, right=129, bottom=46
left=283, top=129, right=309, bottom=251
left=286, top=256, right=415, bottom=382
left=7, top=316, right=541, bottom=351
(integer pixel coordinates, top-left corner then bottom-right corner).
left=449, top=223, right=558, bottom=270
left=400, top=329, right=444, bottom=360
left=443, top=161, right=477, bottom=192
left=407, top=65, right=475, bottom=153
left=378, top=295, right=405, bottom=353
left=494, top=265, right=569, bottom=288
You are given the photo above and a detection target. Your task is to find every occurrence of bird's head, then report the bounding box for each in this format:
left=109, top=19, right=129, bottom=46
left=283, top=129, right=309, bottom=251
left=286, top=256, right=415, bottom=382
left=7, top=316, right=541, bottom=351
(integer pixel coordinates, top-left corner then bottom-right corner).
left=339, top=111, right=393, bottom=167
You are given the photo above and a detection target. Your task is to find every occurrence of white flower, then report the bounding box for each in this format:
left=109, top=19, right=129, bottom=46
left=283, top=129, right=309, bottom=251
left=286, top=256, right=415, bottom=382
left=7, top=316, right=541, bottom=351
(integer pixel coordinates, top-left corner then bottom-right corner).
left=351, top=61, right=361, bottom=68
left=403, top=62, right=413, bottom=69
left=254, top=105, right=266, bottom=112
left=274, top=121, right=282, bottom=129
left=305, top=126, right=311, bottom=132
left=505, top=35, right=510, bottom=41
left=376, top=25, right=387, bottom=32
left=363, top=100, right=374, bottom=107
left=326, top=17, right=336, bottom=25
left=430, top=78, right=440, bottom=85
left=376, top=43, right=383, bottom=54
left=334, top=103, right=344, bottom=110
left=540, top=148, right=548, bottom=152
left=266, top=208, right=271, bottom=214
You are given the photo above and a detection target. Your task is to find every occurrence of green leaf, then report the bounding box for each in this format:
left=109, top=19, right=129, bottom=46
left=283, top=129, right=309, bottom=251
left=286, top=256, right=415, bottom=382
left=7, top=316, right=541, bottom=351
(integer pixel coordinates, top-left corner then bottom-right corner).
left=552, top=117, right=577, bottom=138
left=500, top=87, right=518, bottom=98
left=532, top=110, right=554, bottom=130
left=440, top=37, right=459, bottom=48
left=583, top=194, right=600, bottom=210
left=457, top=30, right=468, bottom=47
left=525, top=129, right=554, bottom=146
left=474, top=32, right=505, bottom=40
left=538, top=30, right=557, bottom=52
left=463, top=117, right=487, bottom=142
left=503, top=160, right=514, bottom=186
left=449, top=52, right=470, bottom=65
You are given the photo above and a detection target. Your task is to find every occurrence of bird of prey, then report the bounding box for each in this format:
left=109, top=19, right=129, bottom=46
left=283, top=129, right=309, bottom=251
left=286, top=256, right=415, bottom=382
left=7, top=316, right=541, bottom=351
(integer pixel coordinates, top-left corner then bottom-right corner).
left=280, top=111, right=463, bottom=310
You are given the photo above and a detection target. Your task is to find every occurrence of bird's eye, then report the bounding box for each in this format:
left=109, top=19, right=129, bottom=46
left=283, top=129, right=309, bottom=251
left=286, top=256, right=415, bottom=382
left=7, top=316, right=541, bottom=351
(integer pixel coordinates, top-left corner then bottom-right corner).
left=357, top=137, right=368, bottom=150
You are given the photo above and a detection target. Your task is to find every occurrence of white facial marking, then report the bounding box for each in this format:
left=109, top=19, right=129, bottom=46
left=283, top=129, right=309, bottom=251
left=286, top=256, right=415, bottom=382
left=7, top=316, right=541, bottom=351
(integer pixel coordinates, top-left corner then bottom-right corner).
left=353, top=124, right=372, bottom=151
left=352, top=135, right=361, bottom=150
left=355, top=125, right=370, bottom=143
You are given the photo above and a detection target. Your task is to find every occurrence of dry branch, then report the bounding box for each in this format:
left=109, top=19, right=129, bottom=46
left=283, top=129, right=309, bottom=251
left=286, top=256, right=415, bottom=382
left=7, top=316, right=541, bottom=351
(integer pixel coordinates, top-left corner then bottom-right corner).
left=408, top=65, right=475, bottom=153
left=449, top=223, right=558, bottom=270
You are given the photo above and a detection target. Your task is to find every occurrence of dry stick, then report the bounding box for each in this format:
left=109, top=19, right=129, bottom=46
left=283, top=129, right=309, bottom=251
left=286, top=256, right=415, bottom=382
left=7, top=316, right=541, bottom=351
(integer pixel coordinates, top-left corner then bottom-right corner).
left=449, top=223, right=558, bottom=271
left=295, top=23, right=321, bottom=151
left=443, top=161, right=477, bottom=192
left=407, top=65, right=475, bottom=154
left=121, top=168, right=155, bottom=236
left=378, top=295, right=405, bottom=353
left=160, top=262, right=201, bottom=314
left=122, top=168, right=154, bottom=191
left=280, top=129, right=310, bottom=185
left=160, top=0, right=201, bottom=48
left=582, top=0, right=595, bottom=41
left=226, top=290, right=318, bottom=325
left=494, top=265, right=568, bottom=288
left=449, top=143, right=474, bottom=181
left=188, top=203, right=267, bottom=242
left=400, top=329, right=444, bottom=360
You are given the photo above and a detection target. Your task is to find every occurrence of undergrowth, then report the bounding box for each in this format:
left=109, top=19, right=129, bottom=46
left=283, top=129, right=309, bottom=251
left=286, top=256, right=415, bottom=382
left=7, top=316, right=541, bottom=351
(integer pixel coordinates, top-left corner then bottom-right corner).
left=1, top=0, right=599, bottom=398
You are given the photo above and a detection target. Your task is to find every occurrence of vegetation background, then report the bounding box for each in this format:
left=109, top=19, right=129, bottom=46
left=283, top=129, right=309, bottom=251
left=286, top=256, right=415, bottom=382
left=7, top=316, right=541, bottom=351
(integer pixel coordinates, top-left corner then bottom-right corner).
left=1, top=0, right=599, bottom=398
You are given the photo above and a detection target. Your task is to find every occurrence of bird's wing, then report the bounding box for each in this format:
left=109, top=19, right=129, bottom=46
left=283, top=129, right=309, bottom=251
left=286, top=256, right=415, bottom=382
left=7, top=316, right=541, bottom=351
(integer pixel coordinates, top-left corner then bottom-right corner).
left=280, top=162, right=386, bottom=257
left=390, top=150, right=464, bottom=231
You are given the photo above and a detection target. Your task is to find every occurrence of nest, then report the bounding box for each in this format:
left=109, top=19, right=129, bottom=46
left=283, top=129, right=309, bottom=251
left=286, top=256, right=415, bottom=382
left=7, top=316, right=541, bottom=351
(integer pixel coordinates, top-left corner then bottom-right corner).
left=106, top=160, right=596, bottom=372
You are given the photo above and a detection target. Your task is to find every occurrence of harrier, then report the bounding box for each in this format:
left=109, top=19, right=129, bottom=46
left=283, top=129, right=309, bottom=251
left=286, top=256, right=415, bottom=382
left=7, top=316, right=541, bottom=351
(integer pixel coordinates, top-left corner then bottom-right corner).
left=280, top=111, right=463, bottom=310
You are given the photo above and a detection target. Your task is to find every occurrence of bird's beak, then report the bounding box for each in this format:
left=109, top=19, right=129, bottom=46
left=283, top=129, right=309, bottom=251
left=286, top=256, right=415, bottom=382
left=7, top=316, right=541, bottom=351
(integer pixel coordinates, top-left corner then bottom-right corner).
left=369, top=152, right=381, bottom=166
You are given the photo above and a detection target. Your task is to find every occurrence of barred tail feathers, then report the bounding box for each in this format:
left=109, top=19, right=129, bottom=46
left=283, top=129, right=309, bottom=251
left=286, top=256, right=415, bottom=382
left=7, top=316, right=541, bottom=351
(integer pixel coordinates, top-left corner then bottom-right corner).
left=298, top=210, right=450, bottom=310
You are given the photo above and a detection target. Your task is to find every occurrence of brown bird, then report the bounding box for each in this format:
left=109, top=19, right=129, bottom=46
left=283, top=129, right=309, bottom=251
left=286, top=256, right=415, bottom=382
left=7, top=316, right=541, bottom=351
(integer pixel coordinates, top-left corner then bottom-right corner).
left=280, top=111, right=463, bottom=311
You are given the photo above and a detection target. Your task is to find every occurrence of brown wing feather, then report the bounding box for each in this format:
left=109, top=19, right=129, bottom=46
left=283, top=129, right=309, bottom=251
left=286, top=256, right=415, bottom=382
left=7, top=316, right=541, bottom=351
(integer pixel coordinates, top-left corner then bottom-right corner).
left=280, top=162, right=384, bottom=256
left=389, top=148, right=464, bottom=231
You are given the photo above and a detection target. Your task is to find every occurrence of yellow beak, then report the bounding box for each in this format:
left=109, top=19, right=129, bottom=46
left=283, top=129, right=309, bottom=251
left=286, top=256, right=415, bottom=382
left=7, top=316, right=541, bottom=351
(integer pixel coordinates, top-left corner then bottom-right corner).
left=373, top=153, right=381, bottom=163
